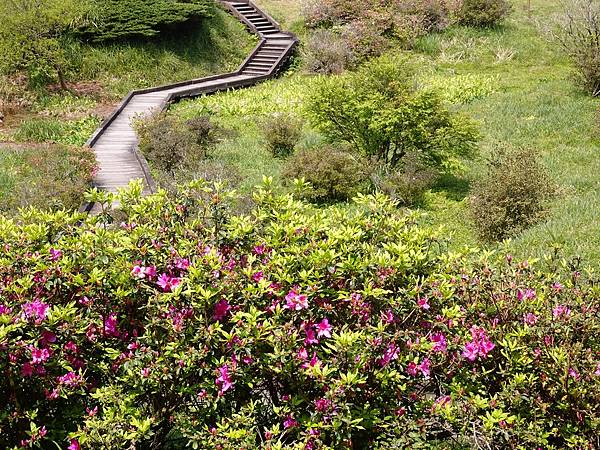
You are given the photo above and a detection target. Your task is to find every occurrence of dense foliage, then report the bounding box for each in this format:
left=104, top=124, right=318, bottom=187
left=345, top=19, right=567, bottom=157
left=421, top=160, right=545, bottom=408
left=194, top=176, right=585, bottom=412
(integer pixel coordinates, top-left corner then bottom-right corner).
left=136, top=113, right=218, bottom=176
left=469, top=147, right=557, bottom=242
left=306, top=56, right=478, bottom=171
left=261, top=113, right=304, bottom=158
left=79, top=0, right=213, bottom=42
left=0, top=144, right=96, bottom=214
left=282, top=145, right=371, bottom=202
left=454, top=0, right=512, bottom=28
left=0, top=0, right=87, bottom=88
left=0, top=182, right=599, bottom=449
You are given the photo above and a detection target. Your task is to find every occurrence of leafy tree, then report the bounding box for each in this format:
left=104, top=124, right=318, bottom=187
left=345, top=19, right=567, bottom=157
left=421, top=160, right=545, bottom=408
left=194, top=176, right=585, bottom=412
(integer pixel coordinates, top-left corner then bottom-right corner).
left=0, top=0, right=88, bottom=88
left=306, top=55, right=478, bottom=171
left=80, top=0, right=213, bottom=42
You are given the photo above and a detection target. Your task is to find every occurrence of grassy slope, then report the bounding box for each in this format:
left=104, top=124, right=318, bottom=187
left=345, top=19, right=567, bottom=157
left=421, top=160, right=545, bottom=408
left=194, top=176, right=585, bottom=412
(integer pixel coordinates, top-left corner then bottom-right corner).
left=174, top=0, right=599, bottom=265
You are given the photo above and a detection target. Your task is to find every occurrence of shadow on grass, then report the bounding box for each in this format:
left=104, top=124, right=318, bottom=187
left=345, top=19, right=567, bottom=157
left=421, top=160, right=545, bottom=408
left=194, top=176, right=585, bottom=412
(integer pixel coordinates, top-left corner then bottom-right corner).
left=431, top=173, right=471, bottom=202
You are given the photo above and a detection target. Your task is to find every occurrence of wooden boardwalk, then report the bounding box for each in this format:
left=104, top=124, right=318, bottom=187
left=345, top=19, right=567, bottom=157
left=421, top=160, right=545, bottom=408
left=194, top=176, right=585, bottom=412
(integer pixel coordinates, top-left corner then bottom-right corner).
left=87, top=1, right=298, bottom=201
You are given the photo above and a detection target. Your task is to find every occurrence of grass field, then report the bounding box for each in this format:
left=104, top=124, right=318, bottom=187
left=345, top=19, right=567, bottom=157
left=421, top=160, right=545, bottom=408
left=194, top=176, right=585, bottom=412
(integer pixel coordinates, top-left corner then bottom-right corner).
left=170, top=0, right=600, bottom=266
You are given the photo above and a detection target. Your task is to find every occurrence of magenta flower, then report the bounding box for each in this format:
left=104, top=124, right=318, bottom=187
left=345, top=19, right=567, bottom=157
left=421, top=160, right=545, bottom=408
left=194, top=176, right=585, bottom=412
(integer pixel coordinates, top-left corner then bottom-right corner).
left=568, top=368, right=580, bottom=381
left=21, top=363, right=34, bottom=377
left=284, top=288, right=309, bottom=311
left=141, top=367, right=150, bottom=378
left=462, top=341, right=479, bottom=362
left=594, top=363, right=600, bottom=376
left=22, top=299, right=49, bottom=323
left=0, top=304, right=12, bottom=315
left=553, top=304, right=571, bottom=319
left=68, top=439, right=81, bottom=450
left=104, top=313, right=119, bottom=337
left=315, top=318, right=332, bottom=338
left=157, top=273, right=181, bottom=292
left=314, top=398, right=332, bottom=413
left=252, top=271, right=264, bottom=283
left=523, top=313, right=538, bottom=325
left=419, top=358, right=431, bottom=378
left=380, top=309, right=395, bottom=324
left=175, top=258, right=190, bottom=270
left=517, top=288, right=536, bottom=301
left=213, top=299, right=231, bottom=321
left=407, top=361, right=418, bottom=376
left=378, top=342, right=399, bottom=367
left=31, top=347, right=50, bottom=364
left=283, top=415, right=299, bottom=429
left=304, top=328, right=319, bottom=345
left=417, top=297, right=430, bottom=310
left=216, top=365, right=234, bottom=395
left=49, top=248, right=62, bottom=261
left=57, top=371, right=84, bottom=387
left=297, top=347, right=308, bottom=360
left=430, top=332, right=447, bottom=353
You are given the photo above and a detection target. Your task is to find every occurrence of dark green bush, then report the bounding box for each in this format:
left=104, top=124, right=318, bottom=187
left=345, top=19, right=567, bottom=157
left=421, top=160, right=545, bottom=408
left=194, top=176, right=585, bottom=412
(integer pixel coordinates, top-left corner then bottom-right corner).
left=136, top=113, right=216, bottom=175
left=371, top=153, right=438, bottom=206
left=80, top=0, right=212, bottom=42
left=455, top=0, right=512, bottom=27
left=261, top=113, right=304, bottom=157
left=469, top=146, right=557, bottom=242
left=282, top=145, right=371, bottom=202
left=307, top=55, right=478, bottom=171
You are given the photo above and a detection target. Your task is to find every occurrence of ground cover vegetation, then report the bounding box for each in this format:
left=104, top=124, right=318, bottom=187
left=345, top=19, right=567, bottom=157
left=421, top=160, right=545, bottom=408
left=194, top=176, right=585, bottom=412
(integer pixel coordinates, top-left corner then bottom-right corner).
left=0, top=182, right=599, bottom=449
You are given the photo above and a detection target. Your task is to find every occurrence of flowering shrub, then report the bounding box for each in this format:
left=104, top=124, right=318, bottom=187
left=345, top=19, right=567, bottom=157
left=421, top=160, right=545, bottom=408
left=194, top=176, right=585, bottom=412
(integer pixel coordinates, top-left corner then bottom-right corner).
left=0, top=180, right=599, bottom=449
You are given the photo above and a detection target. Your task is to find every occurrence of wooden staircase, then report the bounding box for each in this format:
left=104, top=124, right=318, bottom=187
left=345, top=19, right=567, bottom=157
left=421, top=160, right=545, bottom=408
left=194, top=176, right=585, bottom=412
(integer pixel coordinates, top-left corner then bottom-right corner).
left=85, top=0, right=298, bottom=207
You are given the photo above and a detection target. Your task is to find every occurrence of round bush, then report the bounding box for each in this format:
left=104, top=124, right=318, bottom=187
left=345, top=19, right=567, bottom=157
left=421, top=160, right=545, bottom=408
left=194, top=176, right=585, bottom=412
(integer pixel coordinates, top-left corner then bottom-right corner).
left=455, top=0, right=512, bottom=27
left=261, top=112, right=304, bottom=157
left=282, top=145, right=371, bottom=202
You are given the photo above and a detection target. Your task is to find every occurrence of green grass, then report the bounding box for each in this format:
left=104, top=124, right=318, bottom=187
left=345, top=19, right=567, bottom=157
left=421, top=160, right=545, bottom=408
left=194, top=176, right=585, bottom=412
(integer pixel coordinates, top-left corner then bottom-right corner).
left=75, top=8, right=257, bottom=98
left=170, top=0, right=600, bottom=266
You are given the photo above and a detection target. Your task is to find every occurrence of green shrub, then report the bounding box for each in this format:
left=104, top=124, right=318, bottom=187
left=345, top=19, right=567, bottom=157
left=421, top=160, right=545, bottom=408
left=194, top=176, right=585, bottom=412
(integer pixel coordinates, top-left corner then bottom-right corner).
left=551, top=0, right=600, bottom=97
left=282, top=145, right=371, bottom=202
left=306, top=55, right=478, bottom=171
left=454, top=0, right=512, bottom=27
left=79, top=0, right=213, bottom=42
left=0, top=143, right=96, bottom=214
left=261, top=113, right=304, bottom=157
left=469, top=146, right=557, bottom=242
left=371, top=153, right=438, bottom=206
left=0, top=181, right=599, bottom=449
left=303, top=29, right=355, bottom=75
left=136, top=113, right=216, bottom=175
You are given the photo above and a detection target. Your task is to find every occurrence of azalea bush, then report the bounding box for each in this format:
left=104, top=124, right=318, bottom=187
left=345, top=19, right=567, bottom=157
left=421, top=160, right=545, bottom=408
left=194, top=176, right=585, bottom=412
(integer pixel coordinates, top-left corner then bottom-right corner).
left=0, top=180, right=599, bottom=449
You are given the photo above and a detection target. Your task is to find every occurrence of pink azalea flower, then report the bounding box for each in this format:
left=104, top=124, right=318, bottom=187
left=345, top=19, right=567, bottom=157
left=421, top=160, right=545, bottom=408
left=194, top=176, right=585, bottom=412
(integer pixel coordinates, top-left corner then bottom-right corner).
left=175, top=258, right=190, bottom=270
left=517, top=288, right=536, bottom=301
left=314, top=398, right=332, bottom=412
left=0, top=304, right=12, bottom=315
left=430, top=332, right=447, bottom=353
left=216, top=365, right=234, bottom=395
left=379, top=342, right=399, bottom=367
left=86, top=406, right=98, bottom=417
left=22, top=300, right=50, bottom=323
left=252, top=271, right=264, bottom=283
left=418, top=358, right=431, bottom=378
left=315, top=318, right=332, bottom=338
left=31, top=347, right=50, bottom=364
left=253, top=244, right=267, bottom=255
left=104, top=313, right=119, bottom=337
left=68, top=439, right=81, bottom=450
left=569, top=368, right=580, bottom=381
left=297, top=347, right=308, bottom=360
left=594, top=363, right=600, bottom=376
left=304, top=328, right=319, bottom=345
left=21, top=363, right=34, bottom=377
left=417, top=297, right=430, bottom=310
left=380, top=309, right=395, bottom=324
left=57, top=371, right=84, bottom=387
left=523, top=313, right=538, bottom=325
left=213, top=299, right=231, bottom=321
left=462, top=341, right=479, bottom=362
left=553, top=305, right=571, bottom=319
left=407, top=361, right=418, bottom=376
left=49, top=248, right=62, bottom=261
left=283, top=415, right=299, bottom=429
left=552, top=282, right=564, bottom=292
left=157, top=273, right=181, bottom=292
left=284, top=288, right=309, bottom=311
left=141, top=367, right=150, bottom=378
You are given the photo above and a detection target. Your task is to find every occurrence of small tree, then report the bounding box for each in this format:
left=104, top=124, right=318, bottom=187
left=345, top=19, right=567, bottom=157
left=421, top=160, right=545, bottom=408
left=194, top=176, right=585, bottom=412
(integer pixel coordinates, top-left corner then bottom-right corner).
left=306, top=55, right=478, bottom=171
left=0, top=0, right=88, bottom=89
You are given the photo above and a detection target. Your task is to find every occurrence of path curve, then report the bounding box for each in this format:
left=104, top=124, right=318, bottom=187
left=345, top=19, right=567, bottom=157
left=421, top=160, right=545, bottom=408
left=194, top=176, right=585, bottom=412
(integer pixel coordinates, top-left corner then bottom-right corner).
left=85, top=0, right=298, bottom=206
